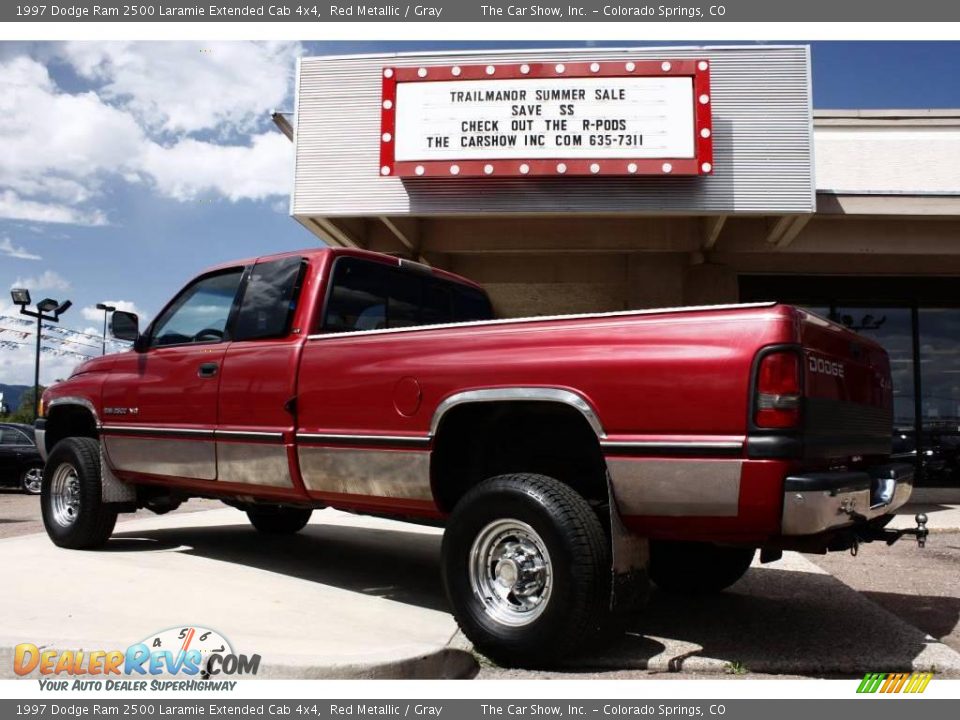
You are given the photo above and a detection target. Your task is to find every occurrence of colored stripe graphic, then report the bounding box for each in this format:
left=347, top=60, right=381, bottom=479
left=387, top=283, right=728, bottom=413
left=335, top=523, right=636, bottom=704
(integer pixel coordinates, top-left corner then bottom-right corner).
left=857, top=672, right=932, bottom=694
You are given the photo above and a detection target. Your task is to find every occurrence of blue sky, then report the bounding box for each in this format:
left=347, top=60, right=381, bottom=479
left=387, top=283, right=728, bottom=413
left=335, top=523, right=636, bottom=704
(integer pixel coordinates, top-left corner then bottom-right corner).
left=1, top=40, right=958, bottom=386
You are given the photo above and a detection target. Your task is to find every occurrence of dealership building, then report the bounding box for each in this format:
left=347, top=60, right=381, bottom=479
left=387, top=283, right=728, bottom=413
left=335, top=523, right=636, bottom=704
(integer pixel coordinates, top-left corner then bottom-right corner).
left=276, top=45, right=960, bottom=494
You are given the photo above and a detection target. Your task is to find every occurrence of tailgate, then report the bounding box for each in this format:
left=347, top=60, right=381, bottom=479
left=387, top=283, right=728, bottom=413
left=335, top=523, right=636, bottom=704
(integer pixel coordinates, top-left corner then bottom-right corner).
left=797, top=310, right=893, bottom=460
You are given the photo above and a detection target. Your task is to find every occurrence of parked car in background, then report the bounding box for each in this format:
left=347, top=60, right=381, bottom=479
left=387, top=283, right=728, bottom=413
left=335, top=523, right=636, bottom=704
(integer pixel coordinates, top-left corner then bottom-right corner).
left=0, top=423, right=43, bottom=495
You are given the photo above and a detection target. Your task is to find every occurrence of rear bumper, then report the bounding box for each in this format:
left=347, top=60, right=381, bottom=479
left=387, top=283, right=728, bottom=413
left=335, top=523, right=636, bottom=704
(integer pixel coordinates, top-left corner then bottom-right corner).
left=781, top=463, right=913, bottom=536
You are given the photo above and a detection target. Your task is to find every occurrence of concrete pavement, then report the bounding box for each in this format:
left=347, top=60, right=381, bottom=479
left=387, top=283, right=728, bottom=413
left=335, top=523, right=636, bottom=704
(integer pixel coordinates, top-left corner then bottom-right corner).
left=0, top=508, right=473, bottom=679
left=890, top=503, right=960, bottom=532
left=1, top=504, right=959, bottom=678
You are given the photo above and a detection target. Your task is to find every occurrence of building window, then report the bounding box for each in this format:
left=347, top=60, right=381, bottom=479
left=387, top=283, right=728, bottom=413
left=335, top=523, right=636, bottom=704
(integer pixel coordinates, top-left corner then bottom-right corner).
left=917, top=309, right=960, bottom=488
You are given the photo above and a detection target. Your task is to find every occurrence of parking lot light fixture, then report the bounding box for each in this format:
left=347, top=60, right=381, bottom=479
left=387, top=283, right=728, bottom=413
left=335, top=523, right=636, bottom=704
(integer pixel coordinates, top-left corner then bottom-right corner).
left=15, top=294, right=72, bottom=420
left=95, top=303, right=116, bottom=355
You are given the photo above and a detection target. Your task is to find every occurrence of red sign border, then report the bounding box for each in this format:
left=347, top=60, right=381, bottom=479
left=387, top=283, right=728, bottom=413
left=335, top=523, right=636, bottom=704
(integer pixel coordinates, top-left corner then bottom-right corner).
left=379, top=59, right=713, bottom=179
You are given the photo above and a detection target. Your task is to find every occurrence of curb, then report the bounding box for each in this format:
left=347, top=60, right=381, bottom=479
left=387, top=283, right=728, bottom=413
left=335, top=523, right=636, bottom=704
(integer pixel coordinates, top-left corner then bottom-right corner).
left=571, top=651, right=960, bottom=678
left=255, top=647, right=478, bottom=680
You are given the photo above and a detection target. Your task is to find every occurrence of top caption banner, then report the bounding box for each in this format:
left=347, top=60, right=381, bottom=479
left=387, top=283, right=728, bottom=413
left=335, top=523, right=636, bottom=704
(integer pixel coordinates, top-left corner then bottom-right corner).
left=6, top=0, right=960, bottom=22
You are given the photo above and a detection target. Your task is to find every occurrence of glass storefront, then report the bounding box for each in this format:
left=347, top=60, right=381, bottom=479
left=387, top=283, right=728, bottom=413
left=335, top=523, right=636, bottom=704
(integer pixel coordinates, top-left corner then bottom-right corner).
left=740, top=276, right=960, bottom=488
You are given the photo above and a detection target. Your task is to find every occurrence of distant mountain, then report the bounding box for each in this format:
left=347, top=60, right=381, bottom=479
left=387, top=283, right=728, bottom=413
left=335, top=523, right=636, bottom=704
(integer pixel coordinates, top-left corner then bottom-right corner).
left=0, top=384, right=30, bottom=414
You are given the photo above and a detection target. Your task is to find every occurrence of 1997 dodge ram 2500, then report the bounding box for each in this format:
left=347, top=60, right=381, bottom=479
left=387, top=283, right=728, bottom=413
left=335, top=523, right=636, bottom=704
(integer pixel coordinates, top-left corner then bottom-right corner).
left=35, top=247, right=926, bottom=666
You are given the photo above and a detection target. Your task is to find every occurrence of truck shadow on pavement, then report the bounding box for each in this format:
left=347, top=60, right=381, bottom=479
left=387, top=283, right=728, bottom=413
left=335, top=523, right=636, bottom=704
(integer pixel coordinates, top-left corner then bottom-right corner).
left=109, top=523, right=959, bottom=676
left=588, top=568, right=960, bottom=677
left=110, top=523, right=449, bottom=612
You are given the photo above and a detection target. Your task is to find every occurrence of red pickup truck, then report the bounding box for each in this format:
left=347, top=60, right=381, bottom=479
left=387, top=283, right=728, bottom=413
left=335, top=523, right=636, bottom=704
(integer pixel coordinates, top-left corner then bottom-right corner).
left=36, top=247, right=920, bottom=666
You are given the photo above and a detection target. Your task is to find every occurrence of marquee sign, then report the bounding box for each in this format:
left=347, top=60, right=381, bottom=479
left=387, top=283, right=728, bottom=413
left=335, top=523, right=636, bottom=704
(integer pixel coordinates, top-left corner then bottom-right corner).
left=379, top=59, right=713, bottom=178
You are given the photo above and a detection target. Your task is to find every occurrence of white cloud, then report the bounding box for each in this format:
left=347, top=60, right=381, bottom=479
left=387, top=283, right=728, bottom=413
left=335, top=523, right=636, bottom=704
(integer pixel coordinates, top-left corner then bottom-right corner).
left=0, top=55, right=144, bottom=226
left=0, top=44, right=300, bottom=227
left=141, top=132, right=293, bottom=201
left=61, top=42, right=301, bottom=136
left=81, top=300, right=147, bottom=323
left=0, top=56, right=146, bottom=186
left=10, top=270, right=71, bottom=293
left=0, top=190, right=108, bottom=226
left=0, top=237, right=41, bottom=261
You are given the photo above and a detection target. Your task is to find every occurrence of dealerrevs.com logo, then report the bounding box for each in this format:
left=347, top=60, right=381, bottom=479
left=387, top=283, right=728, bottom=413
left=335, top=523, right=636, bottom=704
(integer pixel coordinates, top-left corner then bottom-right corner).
left=14, top=626, right=260, bottom=691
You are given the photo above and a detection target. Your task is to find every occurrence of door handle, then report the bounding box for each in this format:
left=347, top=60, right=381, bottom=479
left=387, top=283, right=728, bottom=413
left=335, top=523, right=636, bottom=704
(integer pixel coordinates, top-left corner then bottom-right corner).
left=197, top=362, right=219, bottom=378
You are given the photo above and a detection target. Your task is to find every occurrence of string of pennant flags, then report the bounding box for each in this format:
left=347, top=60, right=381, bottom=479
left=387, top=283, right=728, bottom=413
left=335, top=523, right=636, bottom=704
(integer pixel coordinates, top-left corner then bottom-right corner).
left=0, top=326, right=102, bottom=351
left=0, top=332, right=97, bottom=360
left=0, top=314, right=124, bottom=342
left=0, top=313, right=132, bottom=361
left=0, top=336, right=92, bottom=361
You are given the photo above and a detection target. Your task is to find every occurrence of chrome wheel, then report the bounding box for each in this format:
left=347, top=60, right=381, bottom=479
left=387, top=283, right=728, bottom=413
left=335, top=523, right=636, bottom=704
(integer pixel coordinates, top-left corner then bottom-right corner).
left=469, top=518, right=553, bottom=627
left=22, top=467, right=43, bottom=495
left=50, top=462, right=81, bottom=527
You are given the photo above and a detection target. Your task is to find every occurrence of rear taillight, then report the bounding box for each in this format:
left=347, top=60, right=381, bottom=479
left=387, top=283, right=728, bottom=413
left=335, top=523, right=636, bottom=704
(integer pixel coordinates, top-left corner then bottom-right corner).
left=755, top=351, right=802, bottom=428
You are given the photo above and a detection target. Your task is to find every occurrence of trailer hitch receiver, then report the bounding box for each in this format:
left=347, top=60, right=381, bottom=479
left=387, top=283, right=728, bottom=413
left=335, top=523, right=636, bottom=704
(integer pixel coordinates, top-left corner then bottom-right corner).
left=861, top=512, right=929, bottom=548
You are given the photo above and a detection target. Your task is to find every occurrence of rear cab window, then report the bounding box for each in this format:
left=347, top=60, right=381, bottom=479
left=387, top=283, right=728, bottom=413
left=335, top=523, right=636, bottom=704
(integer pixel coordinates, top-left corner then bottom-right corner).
left=322, top=257, right=493, bottom=333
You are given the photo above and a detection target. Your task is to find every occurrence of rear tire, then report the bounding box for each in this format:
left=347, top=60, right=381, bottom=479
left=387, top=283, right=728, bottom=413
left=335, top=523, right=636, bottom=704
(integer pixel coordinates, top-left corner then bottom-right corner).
left=246, top=506, right=313, bottom=534
left=41, top=437, right=117, bottom=549
left=649, top=540, right=754, bottom=594
left=442, top=473, right=611, bottom=668
left=20, top=464, right=43, bottom=495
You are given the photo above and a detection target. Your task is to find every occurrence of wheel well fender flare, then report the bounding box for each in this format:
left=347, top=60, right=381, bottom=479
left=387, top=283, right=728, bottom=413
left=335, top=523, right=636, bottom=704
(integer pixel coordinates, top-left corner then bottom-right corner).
left=429, top=387, right=607, bottom=439
left=43, top=397, right=100, bottom=454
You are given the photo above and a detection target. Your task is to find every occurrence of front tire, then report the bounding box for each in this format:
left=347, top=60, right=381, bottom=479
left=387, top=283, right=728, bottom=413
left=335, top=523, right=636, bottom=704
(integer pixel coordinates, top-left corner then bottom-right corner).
left=649, top=540, right=754, bottom=594
left=246, top=506, right=313, bottom=534
left=442, top=474, right=610, bottom=668
left=41, top=437, right=117, bottom=549
left=20, top=464, right=43, bottom=495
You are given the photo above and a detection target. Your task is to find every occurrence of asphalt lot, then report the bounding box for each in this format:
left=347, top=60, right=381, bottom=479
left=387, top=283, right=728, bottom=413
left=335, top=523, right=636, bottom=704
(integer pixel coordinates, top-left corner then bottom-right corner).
left=812, top=529, right=960, bottom=654
left=2, top=489, right=958, bottom=680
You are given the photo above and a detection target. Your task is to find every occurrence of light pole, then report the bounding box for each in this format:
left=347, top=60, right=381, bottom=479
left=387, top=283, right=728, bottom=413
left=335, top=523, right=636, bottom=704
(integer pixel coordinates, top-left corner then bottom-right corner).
left=96, top=303, right=116, bottom=355
left=10, top=289, right=72, bottom=420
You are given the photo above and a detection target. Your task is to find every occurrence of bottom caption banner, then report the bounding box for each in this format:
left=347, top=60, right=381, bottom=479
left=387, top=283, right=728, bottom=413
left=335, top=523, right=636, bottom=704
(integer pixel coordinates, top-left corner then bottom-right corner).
left=3, top=701, right=954, bottom=720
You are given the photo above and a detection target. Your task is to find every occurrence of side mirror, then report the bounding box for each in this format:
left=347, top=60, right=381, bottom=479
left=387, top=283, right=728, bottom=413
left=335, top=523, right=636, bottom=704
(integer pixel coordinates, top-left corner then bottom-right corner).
left=111, top=311, right=140, bottom=343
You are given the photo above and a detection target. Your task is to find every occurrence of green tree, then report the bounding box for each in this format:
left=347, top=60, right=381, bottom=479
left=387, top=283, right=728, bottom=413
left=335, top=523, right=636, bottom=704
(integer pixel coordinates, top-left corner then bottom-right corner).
left=1, top=386, right=46, bottom=424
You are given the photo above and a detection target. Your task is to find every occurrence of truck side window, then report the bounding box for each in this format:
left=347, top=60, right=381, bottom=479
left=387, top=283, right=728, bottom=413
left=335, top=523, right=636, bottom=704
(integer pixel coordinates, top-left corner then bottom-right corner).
left=388, top=271, right=422, bottom=329
left=454, top=286, right=494, bottom=322
left=323, top=259, right=388, bottom=332
left=149, top=269, right=245, bottom=348
left=234, top=257, right=306, bottom=341
left=322, top=257, right=493, bottom=333
left=422, top=281, right=453, bottom=326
